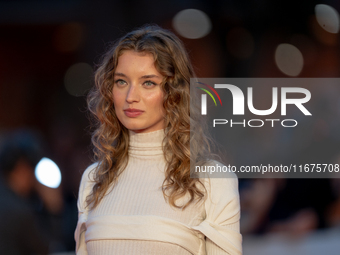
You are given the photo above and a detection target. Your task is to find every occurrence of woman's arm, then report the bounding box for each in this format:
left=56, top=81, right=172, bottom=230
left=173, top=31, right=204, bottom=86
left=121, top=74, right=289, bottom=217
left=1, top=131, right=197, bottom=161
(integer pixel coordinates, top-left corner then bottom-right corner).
left=205, top=220, right=240, bottom=254
left=193, top=163, right=242, bottom=255
left=74, top=163, right=97, bottom=255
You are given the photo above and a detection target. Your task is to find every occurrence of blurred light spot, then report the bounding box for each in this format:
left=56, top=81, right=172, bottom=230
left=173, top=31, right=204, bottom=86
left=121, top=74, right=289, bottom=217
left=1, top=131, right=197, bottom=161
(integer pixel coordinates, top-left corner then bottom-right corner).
left=226, top=27, right=254, bottom=59
left=172, top=9, right=211, bottom=39
left=315, top=4, right=340, bottom=34
left=310, top=15, right=338, bottom=45
left=53, top=22, right=85, bottom=52
left=35, top=158, right=61, bottom=188
left=275, top=44, right=304, bottom=76
left=64, top=62, right=93, bottom=96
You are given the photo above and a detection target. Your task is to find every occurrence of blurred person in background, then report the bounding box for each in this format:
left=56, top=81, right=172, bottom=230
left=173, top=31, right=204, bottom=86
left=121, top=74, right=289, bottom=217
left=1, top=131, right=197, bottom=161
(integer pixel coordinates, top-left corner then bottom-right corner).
left=0, top=129, right=63, bottom=255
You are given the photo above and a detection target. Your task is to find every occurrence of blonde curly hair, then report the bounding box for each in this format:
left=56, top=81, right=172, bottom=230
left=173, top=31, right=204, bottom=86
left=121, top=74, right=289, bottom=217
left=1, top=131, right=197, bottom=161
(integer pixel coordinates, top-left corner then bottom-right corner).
left=86, top=24, right=214, bottom=210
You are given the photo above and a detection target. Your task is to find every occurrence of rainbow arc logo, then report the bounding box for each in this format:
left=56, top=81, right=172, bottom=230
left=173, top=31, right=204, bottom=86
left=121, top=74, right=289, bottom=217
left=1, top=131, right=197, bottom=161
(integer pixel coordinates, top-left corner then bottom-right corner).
left=196, top=82, right=222, bottom=115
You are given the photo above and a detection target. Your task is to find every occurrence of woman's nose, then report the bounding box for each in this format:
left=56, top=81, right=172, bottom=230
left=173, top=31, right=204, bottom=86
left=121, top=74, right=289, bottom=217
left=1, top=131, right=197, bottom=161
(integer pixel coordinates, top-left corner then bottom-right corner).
left=126, top=84, right=140, bottom=103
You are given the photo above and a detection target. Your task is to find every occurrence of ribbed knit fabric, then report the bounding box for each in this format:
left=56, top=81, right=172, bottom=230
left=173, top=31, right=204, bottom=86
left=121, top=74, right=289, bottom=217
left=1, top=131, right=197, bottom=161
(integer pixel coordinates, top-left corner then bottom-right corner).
left=75, top=129, right=242, bottom=255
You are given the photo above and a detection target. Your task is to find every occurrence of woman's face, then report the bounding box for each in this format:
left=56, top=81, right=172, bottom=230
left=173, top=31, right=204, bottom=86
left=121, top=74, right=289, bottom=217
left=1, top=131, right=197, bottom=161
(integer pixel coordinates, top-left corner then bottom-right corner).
left=112, top=50, right=166, bottom=133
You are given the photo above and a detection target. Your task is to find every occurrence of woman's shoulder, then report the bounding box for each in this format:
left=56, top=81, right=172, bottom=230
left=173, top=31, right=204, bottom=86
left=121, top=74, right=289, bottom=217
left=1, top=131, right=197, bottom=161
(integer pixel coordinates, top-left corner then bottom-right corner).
left=197, top=160, right=239, bottom=191
left=80, top=162, right=98, bottom=183
left=77, top=162, right=98, bottom=210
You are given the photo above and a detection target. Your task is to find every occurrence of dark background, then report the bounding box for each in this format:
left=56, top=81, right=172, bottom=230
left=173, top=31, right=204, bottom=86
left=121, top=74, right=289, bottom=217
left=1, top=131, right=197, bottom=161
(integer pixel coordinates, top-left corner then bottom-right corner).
left=0, top=0, right=340, bottom=254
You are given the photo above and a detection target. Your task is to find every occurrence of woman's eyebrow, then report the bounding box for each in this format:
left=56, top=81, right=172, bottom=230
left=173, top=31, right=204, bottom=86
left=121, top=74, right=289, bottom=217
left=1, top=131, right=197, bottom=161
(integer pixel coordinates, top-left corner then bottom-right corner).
left=140, top=74, right=161, bottom=79
left=114, top=72, right=126, bottom=77
left=114, top=73, right=160, bottom=79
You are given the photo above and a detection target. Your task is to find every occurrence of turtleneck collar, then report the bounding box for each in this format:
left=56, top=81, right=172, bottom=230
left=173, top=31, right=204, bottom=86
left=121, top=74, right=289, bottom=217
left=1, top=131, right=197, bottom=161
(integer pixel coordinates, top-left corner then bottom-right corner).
left=128, top=129, right=165, bottom=156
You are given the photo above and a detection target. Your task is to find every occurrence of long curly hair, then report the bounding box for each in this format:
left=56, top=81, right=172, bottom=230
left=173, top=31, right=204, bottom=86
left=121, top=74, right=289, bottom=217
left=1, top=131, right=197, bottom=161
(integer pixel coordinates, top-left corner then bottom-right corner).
left=86, top=24, right=214, bottom=210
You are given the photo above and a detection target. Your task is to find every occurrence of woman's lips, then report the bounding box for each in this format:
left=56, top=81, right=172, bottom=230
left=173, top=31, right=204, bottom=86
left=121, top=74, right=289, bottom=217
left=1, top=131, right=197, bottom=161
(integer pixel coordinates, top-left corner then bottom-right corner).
left=124, top=109, right=144, bottom=117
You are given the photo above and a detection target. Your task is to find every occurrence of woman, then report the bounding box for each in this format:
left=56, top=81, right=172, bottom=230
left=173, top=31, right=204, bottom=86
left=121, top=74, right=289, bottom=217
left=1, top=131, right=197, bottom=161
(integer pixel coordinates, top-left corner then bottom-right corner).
left=75, top=24, right=242, bottom=255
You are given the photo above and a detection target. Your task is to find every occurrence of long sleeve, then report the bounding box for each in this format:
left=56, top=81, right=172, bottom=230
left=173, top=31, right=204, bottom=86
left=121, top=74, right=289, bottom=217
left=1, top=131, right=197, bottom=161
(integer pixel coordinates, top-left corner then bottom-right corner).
left=74, top=163, right=97, bottom=255
left=205, top=221, right=240, bottom=254
left=193, top=169, right=242, bottom=255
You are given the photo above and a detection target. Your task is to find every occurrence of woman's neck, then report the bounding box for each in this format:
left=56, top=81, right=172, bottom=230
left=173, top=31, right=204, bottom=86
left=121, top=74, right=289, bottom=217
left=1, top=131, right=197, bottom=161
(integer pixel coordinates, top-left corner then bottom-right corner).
left=128, top=129, right=166, bottom=156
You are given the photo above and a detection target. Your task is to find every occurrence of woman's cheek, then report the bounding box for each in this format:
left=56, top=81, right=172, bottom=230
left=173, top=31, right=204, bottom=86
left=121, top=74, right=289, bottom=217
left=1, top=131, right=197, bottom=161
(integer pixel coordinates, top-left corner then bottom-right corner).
left=112, top=90, right=125, bottom=107
left=143, top=90, right=164, bottom=105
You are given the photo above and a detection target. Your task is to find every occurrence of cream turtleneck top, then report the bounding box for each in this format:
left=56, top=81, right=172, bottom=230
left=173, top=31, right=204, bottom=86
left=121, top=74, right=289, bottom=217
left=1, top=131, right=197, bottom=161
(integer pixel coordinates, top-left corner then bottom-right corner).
left=75, top=129, right=242, bottom=255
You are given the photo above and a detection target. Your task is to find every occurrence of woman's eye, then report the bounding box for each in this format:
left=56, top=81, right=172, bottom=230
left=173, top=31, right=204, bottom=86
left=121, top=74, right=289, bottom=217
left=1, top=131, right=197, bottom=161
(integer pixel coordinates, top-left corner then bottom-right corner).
left=144, top=81, right=156, bottom=87
left=115, top=79, right=126, bottom=86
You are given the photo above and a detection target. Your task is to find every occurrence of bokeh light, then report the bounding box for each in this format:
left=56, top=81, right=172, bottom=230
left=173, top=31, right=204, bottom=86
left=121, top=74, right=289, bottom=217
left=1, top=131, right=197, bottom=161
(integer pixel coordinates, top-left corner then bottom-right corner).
left=315, top=4, right=340, bottom=34
left=275, top=44, right=304, bottom=76
left=35, top=157, right=62, bottom=188
left=64, top=62, right=93, bottom=96
left=172, top=9, right=211, bottom=39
